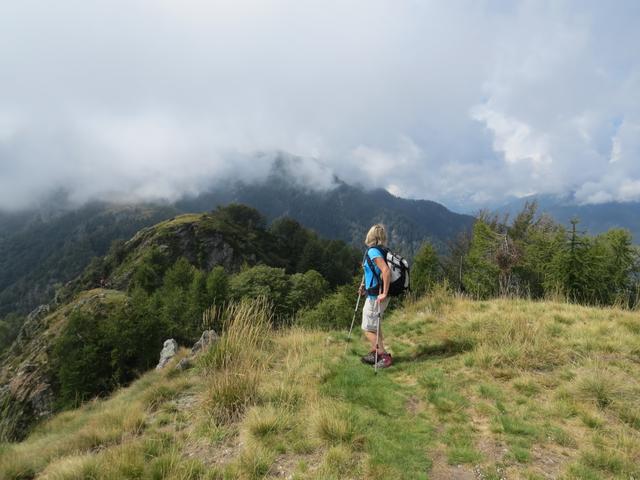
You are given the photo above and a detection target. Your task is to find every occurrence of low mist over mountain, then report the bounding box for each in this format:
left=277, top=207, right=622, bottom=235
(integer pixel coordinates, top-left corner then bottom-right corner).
left=178, top=160, right=473, bottom=255
left=0, top=171, right=473, bottom=317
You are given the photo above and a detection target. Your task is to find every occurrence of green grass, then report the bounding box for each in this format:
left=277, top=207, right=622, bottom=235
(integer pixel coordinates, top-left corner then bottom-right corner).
left=2, top=295, right=640, bottom=479
left=319, top=355, right=433, bottom=478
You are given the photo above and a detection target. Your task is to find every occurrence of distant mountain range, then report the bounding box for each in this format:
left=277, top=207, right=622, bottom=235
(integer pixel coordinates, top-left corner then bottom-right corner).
left=177, top=164, right=474, bottom=255
left=499, top=195, right=640, bottom=241
left=0, top=167, right=474, bottom=317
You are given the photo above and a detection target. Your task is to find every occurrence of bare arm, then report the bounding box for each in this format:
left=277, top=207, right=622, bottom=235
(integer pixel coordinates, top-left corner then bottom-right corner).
left=374, top=256, right=391, bottom=301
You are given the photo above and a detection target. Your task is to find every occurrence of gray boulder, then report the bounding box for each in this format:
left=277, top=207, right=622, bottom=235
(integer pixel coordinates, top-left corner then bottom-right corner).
left=191, top=330, right=219, bottom=354
left=172, top=329, right=220, bottom=372
left=156, top=339, right=178, bottom=370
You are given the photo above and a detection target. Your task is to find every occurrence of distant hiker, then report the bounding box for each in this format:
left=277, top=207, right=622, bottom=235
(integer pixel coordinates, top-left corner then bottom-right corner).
left=359, top=224, right=393, bottom=369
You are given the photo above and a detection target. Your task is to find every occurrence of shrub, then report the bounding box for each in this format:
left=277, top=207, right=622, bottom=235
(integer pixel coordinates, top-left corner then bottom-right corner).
left=296, top=284, right=355, bottom=330
left=287, top=270, right=329, bottom=312
left=229, top=266, right=290, bottom=321
left=463, top=220, right=501, bottom=299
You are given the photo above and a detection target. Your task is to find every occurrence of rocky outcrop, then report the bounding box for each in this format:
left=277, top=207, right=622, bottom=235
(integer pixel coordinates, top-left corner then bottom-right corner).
left=154, top=330, right=220, bottom=372
left=7, top=304, right=49, bottom=355
left=107, top=218, right=239, bottom=291
left=0, top=304, right=54, bottom=441
left=0, top=363, right=54, bottom=442
left=156, top=339, right=178, bottom=370
left=191, top=329, right=219, bottom=354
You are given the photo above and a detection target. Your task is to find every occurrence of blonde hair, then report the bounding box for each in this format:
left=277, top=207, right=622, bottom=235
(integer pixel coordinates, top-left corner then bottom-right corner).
left=365, top=224, right=387, bottom=247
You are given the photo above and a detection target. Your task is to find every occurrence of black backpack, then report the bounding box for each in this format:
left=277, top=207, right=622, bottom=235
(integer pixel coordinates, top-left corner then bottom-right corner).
left=364, top=246, right=410, bottom=297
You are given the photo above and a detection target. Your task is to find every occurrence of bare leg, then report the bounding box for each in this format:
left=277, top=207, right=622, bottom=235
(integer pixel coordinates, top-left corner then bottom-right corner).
left=365, top=329, right=384, bottom=354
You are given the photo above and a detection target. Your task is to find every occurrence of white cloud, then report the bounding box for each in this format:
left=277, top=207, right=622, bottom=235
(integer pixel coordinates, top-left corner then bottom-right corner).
left=574, top=119, right=640, bottom=204
left=0, top=0, right=639, bottom=211
left=471, top=105, right=552, bottom=167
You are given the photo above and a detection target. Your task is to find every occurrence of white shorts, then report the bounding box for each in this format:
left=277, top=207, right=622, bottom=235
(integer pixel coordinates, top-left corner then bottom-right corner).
left=361, top=296, right=390, bottom=332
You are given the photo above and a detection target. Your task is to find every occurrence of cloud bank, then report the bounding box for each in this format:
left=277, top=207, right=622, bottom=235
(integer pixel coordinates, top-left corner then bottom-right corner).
left=0, top=0, right=638, bottom=211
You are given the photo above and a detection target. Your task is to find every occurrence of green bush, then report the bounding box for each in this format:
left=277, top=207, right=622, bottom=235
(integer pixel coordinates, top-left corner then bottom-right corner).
left=229, top=265, right=290, bottom=321
left=452, top=202, right=640, bottom=306
left=297, top=284, right=356, bottom=330
left=287, top=270, right=329, bottom=312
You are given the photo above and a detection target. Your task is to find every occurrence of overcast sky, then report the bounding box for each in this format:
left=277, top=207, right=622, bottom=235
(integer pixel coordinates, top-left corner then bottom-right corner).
left=0, top=0, right=639, bottom=212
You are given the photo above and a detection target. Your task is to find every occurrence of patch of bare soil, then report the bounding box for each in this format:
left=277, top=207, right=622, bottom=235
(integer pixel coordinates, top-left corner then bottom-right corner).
left=431, top=464, right=478, bottom=480
left=270, top=452, right=323, bottom=479
left=183, top=434, right=242, bottom=468
left=429, top=447, right=479, bottom=480
left=526, top=444, right=575, bottom=479
left=469, top=402, right=579, bottom=479
left=471, top=410, right=507, bottom=464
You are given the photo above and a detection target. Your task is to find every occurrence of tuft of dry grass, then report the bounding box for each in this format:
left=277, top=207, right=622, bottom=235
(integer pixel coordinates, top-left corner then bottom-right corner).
left=199, top=299, right=273, bottom=426
left=234, top=442, right=275, bottom=480
left=198, top=298, right=272, bottom=373
left=312, top=402, right=358, bottom=446
left=244, top=404, right=293, bottom=439
left=204, top=368, right=262, bottom=424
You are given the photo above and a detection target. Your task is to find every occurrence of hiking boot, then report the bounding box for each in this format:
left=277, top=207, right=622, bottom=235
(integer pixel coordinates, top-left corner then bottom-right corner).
left=361, top=350, right=378, bottom=364
left=373, top=352, right=393, bottom=369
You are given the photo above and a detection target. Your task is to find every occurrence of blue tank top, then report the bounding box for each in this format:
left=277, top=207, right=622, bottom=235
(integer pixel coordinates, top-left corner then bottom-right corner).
left=364, top=247, right=384, bottom=298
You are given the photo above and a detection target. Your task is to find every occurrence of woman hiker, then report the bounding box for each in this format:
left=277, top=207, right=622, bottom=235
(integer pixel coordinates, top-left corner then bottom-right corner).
left=358, top=224, right=393, bottom=369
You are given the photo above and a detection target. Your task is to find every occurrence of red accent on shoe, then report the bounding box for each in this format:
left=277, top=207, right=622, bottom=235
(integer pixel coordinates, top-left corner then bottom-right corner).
left=375, top=352, right=393, bottom=368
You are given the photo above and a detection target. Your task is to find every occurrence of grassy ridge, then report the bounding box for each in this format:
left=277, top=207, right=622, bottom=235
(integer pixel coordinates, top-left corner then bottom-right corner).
left=1, top=294, right=639, bottom=479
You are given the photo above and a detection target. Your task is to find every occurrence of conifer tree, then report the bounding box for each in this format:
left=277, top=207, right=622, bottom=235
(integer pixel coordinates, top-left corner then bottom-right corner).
left=463, top=220, right=500, bottom=298
left=412, top=241, right=439, bottom=295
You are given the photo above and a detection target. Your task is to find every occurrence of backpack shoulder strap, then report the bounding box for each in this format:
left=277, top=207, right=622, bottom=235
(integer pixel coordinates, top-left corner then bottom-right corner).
left=364, top=248, right=382, bottom=289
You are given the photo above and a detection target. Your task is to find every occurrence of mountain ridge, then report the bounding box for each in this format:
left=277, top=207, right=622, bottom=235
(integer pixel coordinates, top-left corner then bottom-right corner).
left=0, top=175, right=473, bottom=317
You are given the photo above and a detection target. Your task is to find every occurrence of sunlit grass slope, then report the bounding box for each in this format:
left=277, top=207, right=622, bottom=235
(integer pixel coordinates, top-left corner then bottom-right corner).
left=1, top=293, right=639, bottom=479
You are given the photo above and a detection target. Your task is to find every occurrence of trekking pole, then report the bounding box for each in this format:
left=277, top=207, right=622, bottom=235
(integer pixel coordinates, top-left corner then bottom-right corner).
left=374, top=301, right=381, bottom=375
left=346, top=291, right=363, bottom=342
left=345, top=277, right=365, bottom=357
